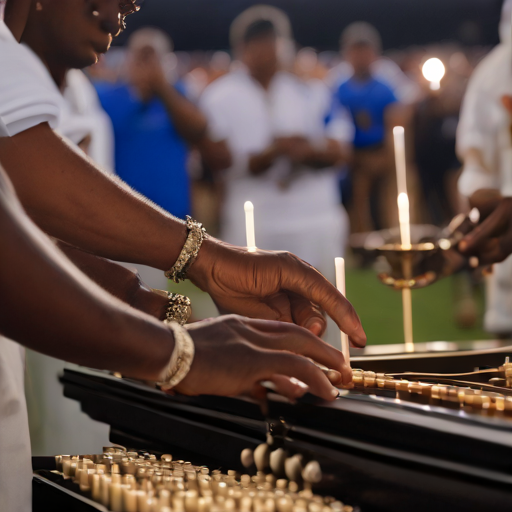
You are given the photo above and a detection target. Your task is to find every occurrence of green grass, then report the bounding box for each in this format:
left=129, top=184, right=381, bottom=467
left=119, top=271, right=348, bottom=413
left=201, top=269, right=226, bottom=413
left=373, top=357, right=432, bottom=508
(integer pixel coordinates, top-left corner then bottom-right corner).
left=346, top=269, right=491, bottom=345
left=169, top=269, right=492, bottom=346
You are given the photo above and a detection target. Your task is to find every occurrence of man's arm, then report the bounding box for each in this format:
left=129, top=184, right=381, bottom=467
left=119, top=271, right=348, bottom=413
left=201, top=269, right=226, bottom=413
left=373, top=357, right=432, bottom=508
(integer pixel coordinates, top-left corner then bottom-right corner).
left=0, top=167, right=350, bottom=398
left=0, top=166, right=174, bottom=381
left=56, top=241, right=168, bottom=319
left=0, top=122, right=366, bottom=344
left=0, top=123, right=187, bottom=270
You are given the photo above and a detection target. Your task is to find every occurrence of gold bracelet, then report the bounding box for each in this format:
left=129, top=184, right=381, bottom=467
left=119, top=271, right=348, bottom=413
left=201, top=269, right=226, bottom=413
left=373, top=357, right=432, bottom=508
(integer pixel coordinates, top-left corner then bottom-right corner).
left=165, top=216, right=206, bottom=283
left=157, top=321, right=195, bottom=391
left=152, top=289, right=192, bottom=326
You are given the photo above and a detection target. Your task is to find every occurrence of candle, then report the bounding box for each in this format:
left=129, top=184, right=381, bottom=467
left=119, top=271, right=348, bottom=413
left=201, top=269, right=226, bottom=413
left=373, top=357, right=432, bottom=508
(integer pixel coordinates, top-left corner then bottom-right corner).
left=393, top=127, right=414, bottom=352
left=334, top=257, right=350, bottom=365
left=397, top=193, right=412, bottom=250
left=244, top=201, right=257, bottom=252
left=422, top=58, right=445, bottom=91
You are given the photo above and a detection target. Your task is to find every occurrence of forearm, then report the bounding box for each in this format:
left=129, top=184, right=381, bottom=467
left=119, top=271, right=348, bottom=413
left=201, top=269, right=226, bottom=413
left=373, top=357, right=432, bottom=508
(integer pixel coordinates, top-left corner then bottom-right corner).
left=0, top=123, right=187, bottom=271
left=0, top=171, right=174, bottom=381
left=55, top=241, right=168, bottom=319
left=157, top=85, right=207, bottom=144
left=249, top=145, right=279, bottom=175
left=301, top=140, right=350, bottom=168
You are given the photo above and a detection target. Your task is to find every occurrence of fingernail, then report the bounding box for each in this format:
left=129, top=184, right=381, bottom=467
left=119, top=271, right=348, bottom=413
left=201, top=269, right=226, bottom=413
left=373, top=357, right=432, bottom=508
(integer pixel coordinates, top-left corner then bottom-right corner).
left=331, top=388, right=340, bottom=398
left=459, top=240, right=467, bottom=252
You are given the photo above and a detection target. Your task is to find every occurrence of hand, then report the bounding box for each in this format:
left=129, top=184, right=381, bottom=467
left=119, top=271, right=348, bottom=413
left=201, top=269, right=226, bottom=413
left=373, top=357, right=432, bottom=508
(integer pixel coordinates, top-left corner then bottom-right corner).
left=459, top=196, right=512, bottom=265
left=189, top=239, right=366, bottom=347
left=128, top=47, right=168, bottom=101
left=275, top=136, right=313, bottom=165
left=174, top=315, right=351, bottom=400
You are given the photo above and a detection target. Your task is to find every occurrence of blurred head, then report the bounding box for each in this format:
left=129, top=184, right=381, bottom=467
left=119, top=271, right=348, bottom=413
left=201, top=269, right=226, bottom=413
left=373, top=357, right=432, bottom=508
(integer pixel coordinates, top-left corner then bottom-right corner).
left=341, top=22, right=381, bottom=77
left=500, top=0, right=512, bottom=43
left=240, top=19, right=278, bottom=80
left=125, top=27, right=172, bottom=99
left=21, top=0, right=135, bottom=76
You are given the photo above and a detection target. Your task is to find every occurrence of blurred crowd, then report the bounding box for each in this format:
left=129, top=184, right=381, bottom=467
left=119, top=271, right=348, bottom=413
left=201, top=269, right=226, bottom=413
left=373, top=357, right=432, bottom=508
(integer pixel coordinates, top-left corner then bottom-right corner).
left=63, top=4, right=511, bottom=337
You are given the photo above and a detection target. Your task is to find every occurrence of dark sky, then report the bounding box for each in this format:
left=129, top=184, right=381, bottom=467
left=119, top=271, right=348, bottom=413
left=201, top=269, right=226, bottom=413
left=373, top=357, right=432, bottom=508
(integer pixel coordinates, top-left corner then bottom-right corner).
left=116, top=0, right=504, bottom=51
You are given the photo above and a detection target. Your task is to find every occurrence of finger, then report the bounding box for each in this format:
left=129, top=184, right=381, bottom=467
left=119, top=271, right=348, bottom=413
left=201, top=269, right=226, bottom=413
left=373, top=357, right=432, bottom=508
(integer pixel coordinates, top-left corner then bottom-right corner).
left=288, top=292, right=326, bottom=336
left=230, top=318, right=352, bottom=385
left=262, top=374, right=310, bottom=401
left=260, top=351, right=340, bottom=401
left=459, top=209, right=507, bottom=253
left=278, top=253, right=367, bottom=347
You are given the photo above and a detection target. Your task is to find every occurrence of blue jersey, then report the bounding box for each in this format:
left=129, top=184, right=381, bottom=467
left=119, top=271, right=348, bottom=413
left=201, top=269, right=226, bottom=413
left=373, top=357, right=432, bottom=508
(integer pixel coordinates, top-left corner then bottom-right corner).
left=96, top=82, right=190, bottom=219
left=335, top=76, right=397, bottom=149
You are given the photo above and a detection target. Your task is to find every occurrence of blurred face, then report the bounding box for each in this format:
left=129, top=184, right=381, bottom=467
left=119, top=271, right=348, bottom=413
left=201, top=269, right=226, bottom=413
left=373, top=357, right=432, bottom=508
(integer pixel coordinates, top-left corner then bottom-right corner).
left=242, top=34, right=278, bottom=78
left=27, top=0, right=125, bottom=69
left=345, top=43, right=377, bottom=77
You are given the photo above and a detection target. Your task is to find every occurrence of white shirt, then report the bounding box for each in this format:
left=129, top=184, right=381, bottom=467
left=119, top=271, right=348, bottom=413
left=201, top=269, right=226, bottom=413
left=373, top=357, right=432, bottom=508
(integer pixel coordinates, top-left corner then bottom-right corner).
left=0, top=20, right=61, bottom=136
left=457, top=43, right=512, bottom=197
left=200, top=69, right=353, bottom=276
left=0, top=19, right=63, bottom=512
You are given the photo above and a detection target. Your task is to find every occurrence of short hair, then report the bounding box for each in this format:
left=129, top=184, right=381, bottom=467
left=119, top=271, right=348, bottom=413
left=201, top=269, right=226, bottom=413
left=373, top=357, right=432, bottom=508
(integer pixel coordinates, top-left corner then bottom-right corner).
left=243, top=19, right=276, bottom=44
left=128, top=27, right=173, bottom=58
left=340, top=22, right=382, bottom=53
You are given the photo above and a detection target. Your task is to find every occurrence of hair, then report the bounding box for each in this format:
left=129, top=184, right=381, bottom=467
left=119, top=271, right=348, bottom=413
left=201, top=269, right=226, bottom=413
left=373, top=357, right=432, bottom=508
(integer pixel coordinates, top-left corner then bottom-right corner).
left=243, top=19, right=276, bottom=44
left=340, top=22, right=382, bottom=53
left=127, top=27, right=173, bottom=58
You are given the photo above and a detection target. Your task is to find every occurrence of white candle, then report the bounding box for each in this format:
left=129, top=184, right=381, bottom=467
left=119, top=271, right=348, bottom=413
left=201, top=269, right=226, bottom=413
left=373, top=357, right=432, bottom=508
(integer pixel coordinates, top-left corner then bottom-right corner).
left=334, top=257, right=350, bottom=365
left=397, top=193, right=412, bottom=250
left=393, top=126, right=407, bottom=196
left=244, top=201, right=257, bottom=252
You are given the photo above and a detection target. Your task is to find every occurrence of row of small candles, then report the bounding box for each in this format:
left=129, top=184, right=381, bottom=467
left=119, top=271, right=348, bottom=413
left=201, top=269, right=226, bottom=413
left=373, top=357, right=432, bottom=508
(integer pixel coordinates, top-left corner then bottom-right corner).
left=54, top=448, right=354, bottom=512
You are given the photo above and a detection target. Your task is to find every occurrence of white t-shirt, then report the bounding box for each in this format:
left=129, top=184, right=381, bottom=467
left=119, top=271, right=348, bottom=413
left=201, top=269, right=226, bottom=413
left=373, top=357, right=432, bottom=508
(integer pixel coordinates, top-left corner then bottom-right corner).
left=0, top=19, right=63, bottom=512
left=200, top=69, right=353, bottom=276
left=0, top=20, right=61, bottom=136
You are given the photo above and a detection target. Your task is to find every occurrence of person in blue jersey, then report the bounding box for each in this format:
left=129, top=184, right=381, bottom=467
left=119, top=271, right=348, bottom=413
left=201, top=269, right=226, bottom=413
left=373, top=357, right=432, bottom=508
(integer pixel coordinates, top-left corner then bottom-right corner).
left=97, top=28, right=207, bottom=220
left=333, top=22, right=402, bottom=233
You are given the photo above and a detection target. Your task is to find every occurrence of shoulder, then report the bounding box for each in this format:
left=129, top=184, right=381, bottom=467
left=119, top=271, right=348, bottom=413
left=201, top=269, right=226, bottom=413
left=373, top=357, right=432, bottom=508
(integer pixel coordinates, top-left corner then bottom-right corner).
left=200, top=72, right=244, bottom=106
left=0, top=31, right=63, bottom=135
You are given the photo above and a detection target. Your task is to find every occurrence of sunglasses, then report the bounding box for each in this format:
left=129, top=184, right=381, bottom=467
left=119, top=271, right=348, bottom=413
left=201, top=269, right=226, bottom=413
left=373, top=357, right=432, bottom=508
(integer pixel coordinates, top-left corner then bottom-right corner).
left=119, top=0, right=144, bottom=28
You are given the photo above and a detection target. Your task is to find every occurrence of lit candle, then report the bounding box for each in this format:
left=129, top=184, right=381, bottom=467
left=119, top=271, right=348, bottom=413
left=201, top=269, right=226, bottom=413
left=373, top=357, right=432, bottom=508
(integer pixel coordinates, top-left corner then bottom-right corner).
left=393, top=127, right=414, bottom=352
left=397, top=193, right=412, bottom=250
left=422, top=58, right=445, bottom=91
left=244, top=201, right=257, bottom=252
left=334, top=257, right=350, bottom=365
left=393, top=126, right=407, bottom=197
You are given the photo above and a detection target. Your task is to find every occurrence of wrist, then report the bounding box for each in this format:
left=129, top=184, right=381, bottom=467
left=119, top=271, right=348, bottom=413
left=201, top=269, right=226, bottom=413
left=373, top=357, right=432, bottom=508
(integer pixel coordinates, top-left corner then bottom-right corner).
left=186, top=234, right=219, bottom=291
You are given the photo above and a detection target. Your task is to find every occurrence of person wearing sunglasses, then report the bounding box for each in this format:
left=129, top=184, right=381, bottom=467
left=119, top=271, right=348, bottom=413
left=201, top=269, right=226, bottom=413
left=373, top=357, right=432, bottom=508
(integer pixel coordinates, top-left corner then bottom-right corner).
left=0, top=1, right=364, bottom=509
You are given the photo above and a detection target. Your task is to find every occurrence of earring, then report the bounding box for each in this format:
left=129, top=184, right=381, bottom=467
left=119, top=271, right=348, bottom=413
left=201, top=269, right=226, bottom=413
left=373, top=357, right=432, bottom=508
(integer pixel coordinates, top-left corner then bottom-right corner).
left=36, top=1, right=43, bottom=11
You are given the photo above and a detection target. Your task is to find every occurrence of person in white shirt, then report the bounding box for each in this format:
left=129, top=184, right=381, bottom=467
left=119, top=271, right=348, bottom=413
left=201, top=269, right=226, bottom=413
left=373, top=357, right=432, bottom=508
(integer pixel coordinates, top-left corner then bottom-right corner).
left=0, top=1, right=365, bottom=508
left=200, top=18, right=354, bottom=285
left=456, top=0, right=512, bottom=336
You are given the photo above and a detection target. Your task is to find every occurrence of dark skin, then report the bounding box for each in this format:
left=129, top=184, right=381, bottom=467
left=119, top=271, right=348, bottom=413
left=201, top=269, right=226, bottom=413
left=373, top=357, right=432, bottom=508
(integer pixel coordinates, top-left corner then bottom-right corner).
left=1, top=0, right=366, bottom=368
left=0, top=165, right=349, bottom=398
left=459, top=191, right=512, bottom=265
left=125, top=44, right=207, bottom=144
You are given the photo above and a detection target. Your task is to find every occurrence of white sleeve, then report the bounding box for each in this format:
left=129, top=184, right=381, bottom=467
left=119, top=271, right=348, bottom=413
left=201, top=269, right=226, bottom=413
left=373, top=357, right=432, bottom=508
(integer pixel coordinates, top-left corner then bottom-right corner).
left=326, top=103, right=355, bottom=144
left=0, top=33, right=62, bottom=136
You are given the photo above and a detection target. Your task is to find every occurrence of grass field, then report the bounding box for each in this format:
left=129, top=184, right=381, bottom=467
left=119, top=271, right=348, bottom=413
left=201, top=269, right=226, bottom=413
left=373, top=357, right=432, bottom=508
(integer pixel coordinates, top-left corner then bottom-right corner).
left=171, top=267, right=492, bottom=346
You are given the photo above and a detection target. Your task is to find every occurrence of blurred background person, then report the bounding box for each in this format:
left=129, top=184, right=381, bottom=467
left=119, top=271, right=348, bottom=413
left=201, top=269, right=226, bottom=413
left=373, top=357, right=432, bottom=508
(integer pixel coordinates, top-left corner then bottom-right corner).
left=332, top=22, right=403, bottom=234
left=456, top=0, right=512, bottom=338
left=97, top=27, right=208, bottom=290
left=199, top=12, right=353, bottom=279
left=97, top=28, right=207, bottom=224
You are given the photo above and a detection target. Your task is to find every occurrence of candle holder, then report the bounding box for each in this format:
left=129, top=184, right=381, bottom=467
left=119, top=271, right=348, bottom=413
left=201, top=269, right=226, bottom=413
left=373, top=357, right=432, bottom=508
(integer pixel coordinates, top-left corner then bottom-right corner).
left=351, top=213, right=476, bottom=291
